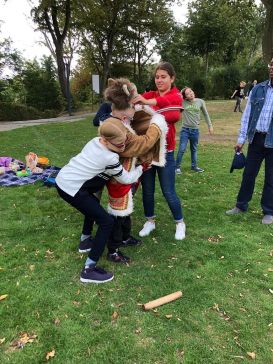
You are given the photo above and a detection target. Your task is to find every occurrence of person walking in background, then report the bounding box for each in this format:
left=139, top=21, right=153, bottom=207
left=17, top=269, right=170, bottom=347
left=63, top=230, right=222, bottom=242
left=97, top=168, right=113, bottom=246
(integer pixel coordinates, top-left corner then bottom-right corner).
left=231, top=81, right=246, bottom=112
left=132, top=62, right=185, bottom=240
left=175, top=87, right=213, bottom=174
left=246, top=79, right=258, bottom=97
left=226, top=59, right=273, bottom=225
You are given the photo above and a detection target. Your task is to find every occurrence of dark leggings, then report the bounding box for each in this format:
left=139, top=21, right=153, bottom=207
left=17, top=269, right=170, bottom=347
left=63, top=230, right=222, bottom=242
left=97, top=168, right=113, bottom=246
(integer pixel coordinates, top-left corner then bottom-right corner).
left=107, top=216, right=131, bottom=253
left=56, top=185, right=114, bottom=262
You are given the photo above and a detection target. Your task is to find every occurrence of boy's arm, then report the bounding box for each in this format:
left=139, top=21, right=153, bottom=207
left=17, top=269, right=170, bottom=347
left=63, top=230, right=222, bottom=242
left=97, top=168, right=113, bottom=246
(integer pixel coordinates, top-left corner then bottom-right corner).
left=120, top=114, right=168, bottom=158
left=105, top=157, right=143, bottom=184
left=200, top=100, right=213, bottom=130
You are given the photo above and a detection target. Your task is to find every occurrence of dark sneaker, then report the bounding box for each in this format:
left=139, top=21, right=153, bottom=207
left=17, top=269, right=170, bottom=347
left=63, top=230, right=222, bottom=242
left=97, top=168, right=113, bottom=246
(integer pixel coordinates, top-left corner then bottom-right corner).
left=80, top=265, right=114, bottom=283
left=120, top=235, right=142, bottom=247
left=191, top=167, right=204, bottom=173
left=78, top=237, right=93, bottom=253
left=107, top=250, right=131, bottom=264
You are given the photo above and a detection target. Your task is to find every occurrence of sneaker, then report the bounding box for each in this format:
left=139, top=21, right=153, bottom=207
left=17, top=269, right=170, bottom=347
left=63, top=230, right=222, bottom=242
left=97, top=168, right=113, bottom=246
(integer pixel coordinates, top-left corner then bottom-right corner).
left=176, top=168, right=182, bottom=175
left=191, top=167, right=204, bottom=173
left=262, top=215, right=273, bottom=225
left=80, top=265, right=114, bottom=283
left=175, top=222, right=186, bottom=240
left=107, top=250, right=131, bottom=264
left=120, top=235, right=142, bottom=247
left=139, top=221, right=155, bottom=237
left=78, top=237, right=93, bottom=253
left=225, top=207, right=244, bottom=215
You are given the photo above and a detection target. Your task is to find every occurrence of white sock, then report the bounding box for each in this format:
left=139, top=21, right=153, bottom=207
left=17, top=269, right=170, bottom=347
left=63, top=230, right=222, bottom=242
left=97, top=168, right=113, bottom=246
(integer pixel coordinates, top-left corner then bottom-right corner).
left=85, top=257, right=96, bottom=268
left=81, top=234, right=90, bottom=242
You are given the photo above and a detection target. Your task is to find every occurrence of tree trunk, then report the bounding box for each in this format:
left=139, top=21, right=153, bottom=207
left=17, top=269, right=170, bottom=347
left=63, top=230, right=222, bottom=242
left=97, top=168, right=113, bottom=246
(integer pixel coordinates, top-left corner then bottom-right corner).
left=55, top=45, right=67, bottom=99
left=261, top=0, right=273, bottom=62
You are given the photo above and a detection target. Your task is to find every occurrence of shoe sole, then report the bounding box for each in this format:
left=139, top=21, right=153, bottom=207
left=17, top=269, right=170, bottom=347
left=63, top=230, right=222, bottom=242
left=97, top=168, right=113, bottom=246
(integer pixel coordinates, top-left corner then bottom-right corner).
left=80, top=275, right=114, bottom=284
left=78, top=248, right=92, bottom=253
left=175, top=235, right=185, bottom=240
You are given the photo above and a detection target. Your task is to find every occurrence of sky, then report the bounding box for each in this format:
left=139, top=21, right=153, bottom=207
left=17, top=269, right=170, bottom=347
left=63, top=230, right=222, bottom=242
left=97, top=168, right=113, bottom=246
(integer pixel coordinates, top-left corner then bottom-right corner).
left=0, top=0, right=189, bottom=62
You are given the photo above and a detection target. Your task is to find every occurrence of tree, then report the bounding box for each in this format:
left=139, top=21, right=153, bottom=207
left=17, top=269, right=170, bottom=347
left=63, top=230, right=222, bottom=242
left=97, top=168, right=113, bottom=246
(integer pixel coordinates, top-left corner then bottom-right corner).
left=22, top=56, right=62, bottom=111
left=0, top=24, right=23, bottom=77
left=31, top=0, right=71, bottom=100
left=261, top=0, right=273, bottom=62
left=184, top=0, right=262, bottom=76
left=76, top=0, right=174, bottom=93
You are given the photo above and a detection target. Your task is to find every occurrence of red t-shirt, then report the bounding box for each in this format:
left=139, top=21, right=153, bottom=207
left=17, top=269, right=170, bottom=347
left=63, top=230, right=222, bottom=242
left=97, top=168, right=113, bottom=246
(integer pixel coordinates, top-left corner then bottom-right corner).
left=142, top=87, right=183, bottom=151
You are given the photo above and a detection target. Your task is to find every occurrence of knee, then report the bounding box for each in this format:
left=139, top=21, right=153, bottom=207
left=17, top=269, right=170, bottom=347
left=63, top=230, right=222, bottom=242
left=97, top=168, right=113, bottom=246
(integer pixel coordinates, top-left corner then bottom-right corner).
left=163, top=190, right=177, bottom=203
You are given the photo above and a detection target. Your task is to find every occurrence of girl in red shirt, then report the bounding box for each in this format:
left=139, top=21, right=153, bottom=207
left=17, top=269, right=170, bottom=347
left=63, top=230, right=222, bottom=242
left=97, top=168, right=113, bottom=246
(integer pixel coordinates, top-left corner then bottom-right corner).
left=132, top=62, right=185, bottom=240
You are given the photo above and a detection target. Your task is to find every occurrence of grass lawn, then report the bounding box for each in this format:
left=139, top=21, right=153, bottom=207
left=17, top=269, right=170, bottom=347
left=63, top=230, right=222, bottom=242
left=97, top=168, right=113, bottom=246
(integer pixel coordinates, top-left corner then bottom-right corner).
left=0, top=100, right=272, bottom=363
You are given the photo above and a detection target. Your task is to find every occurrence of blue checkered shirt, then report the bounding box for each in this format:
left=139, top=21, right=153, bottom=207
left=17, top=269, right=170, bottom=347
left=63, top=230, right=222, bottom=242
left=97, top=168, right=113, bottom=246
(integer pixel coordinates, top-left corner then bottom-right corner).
left=238, top=80, right=273, bottom=144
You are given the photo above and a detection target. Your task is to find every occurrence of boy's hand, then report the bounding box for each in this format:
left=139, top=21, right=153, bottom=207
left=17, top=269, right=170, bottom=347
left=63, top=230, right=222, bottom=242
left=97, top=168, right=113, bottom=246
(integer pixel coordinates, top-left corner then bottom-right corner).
left=208, top=126, right=214, bottom=135
left=235, top=143, right=244, bottom=152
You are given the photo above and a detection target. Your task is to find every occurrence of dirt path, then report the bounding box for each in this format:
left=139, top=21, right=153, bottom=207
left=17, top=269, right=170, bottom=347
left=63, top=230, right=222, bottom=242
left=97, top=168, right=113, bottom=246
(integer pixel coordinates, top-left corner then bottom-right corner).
left=0, top=112, right=95, bottom=132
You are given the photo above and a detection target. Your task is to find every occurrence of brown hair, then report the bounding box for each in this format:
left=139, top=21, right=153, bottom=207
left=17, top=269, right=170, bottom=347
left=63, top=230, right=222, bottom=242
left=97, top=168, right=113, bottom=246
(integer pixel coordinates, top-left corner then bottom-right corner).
left=104, top=78, right=136, bottom=110
left=155, top=62, right=176, bottom=79
left=181, top=87, right=190, bottom=99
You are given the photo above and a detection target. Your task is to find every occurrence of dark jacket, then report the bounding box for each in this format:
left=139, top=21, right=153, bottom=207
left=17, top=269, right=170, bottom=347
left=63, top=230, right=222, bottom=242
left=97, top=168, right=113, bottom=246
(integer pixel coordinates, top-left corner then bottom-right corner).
left=92, top=102, right=112, bottom=126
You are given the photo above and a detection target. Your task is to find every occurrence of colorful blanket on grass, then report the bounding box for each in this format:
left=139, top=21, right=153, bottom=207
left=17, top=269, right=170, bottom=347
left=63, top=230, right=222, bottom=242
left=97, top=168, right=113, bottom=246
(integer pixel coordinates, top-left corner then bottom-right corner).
left=0, top=166, right=61, bottom=187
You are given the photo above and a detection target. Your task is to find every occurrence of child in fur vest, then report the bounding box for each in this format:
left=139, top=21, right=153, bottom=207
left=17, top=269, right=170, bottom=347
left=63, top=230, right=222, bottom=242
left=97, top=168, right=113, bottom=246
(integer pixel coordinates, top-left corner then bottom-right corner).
left=86, top=78, right=168, bottom=264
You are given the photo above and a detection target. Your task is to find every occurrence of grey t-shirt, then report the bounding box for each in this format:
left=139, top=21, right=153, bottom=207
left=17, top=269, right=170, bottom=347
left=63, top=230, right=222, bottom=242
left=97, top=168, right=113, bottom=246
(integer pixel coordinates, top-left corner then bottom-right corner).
left=182, top=98, right=212, bottom=129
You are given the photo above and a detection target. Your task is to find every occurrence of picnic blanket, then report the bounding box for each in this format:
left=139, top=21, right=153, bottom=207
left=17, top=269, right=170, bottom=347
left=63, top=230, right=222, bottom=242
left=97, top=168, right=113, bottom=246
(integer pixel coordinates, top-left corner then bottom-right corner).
left=0, top=166, right=61, bottom=187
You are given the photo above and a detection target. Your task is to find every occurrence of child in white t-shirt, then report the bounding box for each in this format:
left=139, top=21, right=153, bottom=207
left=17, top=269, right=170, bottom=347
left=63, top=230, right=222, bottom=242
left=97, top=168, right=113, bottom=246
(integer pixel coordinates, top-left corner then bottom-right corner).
left=56, top=120, right=143, bottom=284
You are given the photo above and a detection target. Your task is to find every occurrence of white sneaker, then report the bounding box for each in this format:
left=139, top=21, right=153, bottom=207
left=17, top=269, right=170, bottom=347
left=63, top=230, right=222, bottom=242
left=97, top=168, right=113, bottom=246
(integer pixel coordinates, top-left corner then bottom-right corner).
left=139, top=221, right=155, bottom=237
left=176, top=168, right=182, bottom=175
left=175, top=222, right=186, bottom=240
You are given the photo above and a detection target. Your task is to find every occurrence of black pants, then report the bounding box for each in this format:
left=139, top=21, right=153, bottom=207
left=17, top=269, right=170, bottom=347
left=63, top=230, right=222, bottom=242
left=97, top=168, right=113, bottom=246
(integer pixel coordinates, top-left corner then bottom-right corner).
left=236, top=133, right=273, bottom=215
left=56, top=185, right=114, bottom=262
left=107, top=216, right=131, bottom=253
left=234, top=96, right=243, bottom=112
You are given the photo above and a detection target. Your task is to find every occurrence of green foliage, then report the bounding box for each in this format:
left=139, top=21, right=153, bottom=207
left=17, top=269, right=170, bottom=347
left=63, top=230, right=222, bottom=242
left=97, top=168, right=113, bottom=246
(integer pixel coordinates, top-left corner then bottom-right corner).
left=1, top=107, right=273, bottom=362
left=21, top=56, right=63, bottom=111
left=0, top=102, right=59, bottom=121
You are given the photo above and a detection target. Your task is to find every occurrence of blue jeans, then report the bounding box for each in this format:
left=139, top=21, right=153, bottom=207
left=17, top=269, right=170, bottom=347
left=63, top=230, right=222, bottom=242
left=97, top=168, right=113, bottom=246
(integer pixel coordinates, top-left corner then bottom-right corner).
left=236, top=133, right=273, bottom=215
left=141, top=151, right=183, bottom=221
left=176, top=127, right=199, bottom=169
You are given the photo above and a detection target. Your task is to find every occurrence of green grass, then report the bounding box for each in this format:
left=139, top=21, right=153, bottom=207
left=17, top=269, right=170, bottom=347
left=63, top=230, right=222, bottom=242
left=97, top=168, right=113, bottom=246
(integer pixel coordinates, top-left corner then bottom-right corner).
left=0, top=102, right=273, bottom=363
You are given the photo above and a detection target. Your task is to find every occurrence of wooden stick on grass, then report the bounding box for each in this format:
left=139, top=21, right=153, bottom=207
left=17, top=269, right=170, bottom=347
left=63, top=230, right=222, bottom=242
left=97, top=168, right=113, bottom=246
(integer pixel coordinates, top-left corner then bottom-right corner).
left=143, top=291, right=182, bottom=311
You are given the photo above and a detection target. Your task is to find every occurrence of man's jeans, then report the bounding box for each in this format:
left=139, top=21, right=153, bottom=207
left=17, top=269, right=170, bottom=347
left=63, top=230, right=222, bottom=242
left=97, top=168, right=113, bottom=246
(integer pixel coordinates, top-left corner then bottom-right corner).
left=236, top=133, right=273, bottom=215
left=176, top=127, right=199, bottom=169
left=141, top=151, right=183, bottom=221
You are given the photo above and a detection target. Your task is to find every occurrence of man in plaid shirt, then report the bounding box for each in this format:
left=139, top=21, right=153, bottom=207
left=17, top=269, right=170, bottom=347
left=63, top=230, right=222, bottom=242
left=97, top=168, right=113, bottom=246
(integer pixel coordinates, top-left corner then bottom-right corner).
left=226, top=59, right=273, bottom=224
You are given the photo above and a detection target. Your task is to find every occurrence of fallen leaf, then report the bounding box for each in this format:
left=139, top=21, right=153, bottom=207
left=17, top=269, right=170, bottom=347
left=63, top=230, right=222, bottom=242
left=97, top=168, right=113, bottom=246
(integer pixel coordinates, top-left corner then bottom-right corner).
left=247, top=352, right=256, bottom=359
left=11, top=332, right=37, bottom=349
left=269, top=289, right=273, bottom=294
left=29, top=265, right=35, bottom=271
left=0, top=294, right=8, bottom=301
left=72, top=301, right=80, bottom=306
left=115, top=302, right=125, bottom=308
left=269, top=250, right=273, bottom=256
left=165, top=314, right=173, bottom=319
left=268, top=268, right=273, bottom=272
left=54, top=318, right=60, bottom=326
left=46, top=349, right=55, bottom=360
left=112, top=311, right=119, bottom=319
left=0, top=338, right=5, bottom=344
left=135, top=328, right=142, bottom=334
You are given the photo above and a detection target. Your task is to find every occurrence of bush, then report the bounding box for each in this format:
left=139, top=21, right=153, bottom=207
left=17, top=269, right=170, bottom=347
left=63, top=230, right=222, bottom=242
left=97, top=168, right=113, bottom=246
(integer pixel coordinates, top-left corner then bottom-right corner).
left=0, top=102, right=59, bottom=121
